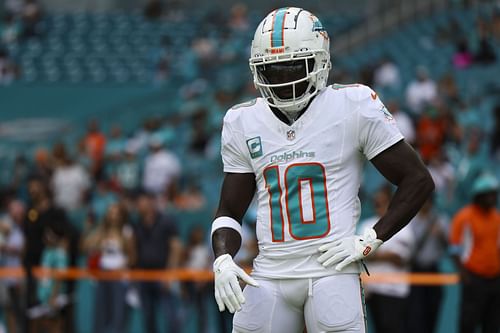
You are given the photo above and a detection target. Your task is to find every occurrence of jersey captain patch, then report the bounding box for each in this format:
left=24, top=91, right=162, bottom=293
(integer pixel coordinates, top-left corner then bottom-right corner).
left=246, top=136, right=263, bottom=159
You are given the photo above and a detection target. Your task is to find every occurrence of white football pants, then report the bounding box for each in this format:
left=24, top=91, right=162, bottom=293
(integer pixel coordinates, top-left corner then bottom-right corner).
left=233, top=274, right=366, bottom=333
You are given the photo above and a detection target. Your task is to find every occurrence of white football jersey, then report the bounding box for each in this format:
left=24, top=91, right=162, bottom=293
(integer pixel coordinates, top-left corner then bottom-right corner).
left=221, top=84, right=404, bottom=278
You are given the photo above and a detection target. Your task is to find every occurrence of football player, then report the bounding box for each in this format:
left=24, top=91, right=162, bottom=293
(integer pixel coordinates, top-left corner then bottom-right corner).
left=211, top=7, right=434, bottom=333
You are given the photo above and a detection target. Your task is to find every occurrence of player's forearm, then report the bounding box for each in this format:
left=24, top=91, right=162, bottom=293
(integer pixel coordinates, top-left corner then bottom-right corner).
left=374, top=172, right=434, bottom=242
left=212, top=227, right=242, bottom=258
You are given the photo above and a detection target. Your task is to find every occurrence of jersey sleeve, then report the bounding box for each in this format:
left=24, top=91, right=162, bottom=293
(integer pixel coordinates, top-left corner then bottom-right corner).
left=220, top=112, right=253, bottom=173
left=355, top=86, right=404, bottom=160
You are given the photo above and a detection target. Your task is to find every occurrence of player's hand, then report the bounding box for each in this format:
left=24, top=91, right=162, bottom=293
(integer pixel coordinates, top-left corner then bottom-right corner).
left=317, top=228, right=383, bottom=271
left=213, top=254, right=259, bottom=313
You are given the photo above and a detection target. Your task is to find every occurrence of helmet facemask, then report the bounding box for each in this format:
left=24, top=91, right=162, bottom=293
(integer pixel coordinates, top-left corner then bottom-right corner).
left=250, top=51, right=330, bottom=117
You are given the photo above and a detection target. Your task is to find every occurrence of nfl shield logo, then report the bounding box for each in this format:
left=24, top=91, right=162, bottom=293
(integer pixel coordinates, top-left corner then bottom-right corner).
left=287, top=130, right=296, bottom=141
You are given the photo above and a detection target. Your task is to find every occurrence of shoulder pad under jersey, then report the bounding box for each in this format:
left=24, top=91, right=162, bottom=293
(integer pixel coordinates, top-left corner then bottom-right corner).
left=331, top=84, right=376, bottom=102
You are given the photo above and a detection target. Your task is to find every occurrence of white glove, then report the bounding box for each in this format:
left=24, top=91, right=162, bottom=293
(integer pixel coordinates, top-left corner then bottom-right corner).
left=317, top=228, right=383, bottom=271
left=213, top=254, right=259, bottom=313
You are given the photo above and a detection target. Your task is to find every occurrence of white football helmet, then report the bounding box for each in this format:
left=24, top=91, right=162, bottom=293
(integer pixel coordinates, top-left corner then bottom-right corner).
left=249, top=7, right=331, bottom=115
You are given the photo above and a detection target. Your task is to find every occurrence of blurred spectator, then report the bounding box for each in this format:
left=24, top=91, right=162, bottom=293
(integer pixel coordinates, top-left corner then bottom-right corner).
left=427, top=152, right=456, bottom=204
left=449, top=173, right=500, bottom=333
left=22, top=176, right=73, bottom=331
left=373, top=57, right=401, bottom=90
left=360, top=185, right=415, bottom=333
left=441, top=105, right=462, bottom=146
left=438, top=74, right=460, bottom=107
left=155, top=57, right=170, bottom=83
left=474, top=17, right=497, bottom=65
left=144, top=0, right=163, bottom=20
left=0, top=200, right=25, bottom=333
left=189, top=108, right=210, bottom=154
left=416, top=105, right=447, bottom=163
left=174, top=182, right=206, bottom=211
left=83, top=120, right=107, bottom=179
left=183, top=225, right=211, bottom=333
left=387, top=100, right=415, bottom=145
left=474, top=37, right=497, bottom=64
left=359, top=64, right=375, bottom=87
left=493, top=10, right=500, bottom=40
left=407, top=197, right=448, bottom=333
left=112, top=144, right=141, bottom=194
left=21, top=0, right=42, bottom=39
left=5, top=0, right=24, bottom=15
left=455, top=129, right=488, bottom=206
left=32, top=148, right=53, bottom=185
left=104, top=125, right=126, bottom=160
left=28, top=221, right=69, bottom=333
left=192, top=36, right=217, bottom=78
left=142, top=135, right=181, bottom=201
left=82, top=203, right=136, bottom=333
left=436, top=17, right=463, bottom=45
left=51, top=144, right=90, bottom=212
left=0, top=13, right=21, bottom=44
left=152, top=35, right=172, bottom=84
left=132, top=192, right=183, bottom=333
left=11, top=155, right=29, bottom=190
left=126, top=118, right=161, bottom=158
left=454, top=102, right=479, bottom=142
left=405, top=66, right=437, bottom=115
left=0, top=48, right=18, bottom=85
left=228, top=3, right=249, bottom=32
left=452, top=40, right=473, bottom=69
left=89, top=180, right=118, bottom=222
left=490, top=105, right=500, bottom=160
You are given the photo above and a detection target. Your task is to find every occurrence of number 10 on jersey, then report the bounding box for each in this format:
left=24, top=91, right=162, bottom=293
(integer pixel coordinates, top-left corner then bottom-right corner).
left=263, top=162, right=331, bottom=242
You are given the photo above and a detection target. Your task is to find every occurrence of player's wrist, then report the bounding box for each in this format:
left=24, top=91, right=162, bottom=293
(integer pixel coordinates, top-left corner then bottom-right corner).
left=211, top=216, right=243, bottom=258
left=213, top=253, right=233, bottom=270
left=359, top=228, right=383, bottom=257
left=363, top=228, right=383, bottom=244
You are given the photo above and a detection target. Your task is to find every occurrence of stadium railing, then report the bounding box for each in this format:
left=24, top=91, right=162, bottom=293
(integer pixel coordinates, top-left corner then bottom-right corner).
left=0, top=267, right=459, bottom=285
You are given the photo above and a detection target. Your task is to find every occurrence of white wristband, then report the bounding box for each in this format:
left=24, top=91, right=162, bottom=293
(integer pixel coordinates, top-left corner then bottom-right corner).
left=211, top=216, right=242, bottom=238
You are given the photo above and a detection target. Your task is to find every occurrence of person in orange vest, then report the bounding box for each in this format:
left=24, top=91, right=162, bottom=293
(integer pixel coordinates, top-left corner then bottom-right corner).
left=449, top=173, right=500, bottom=333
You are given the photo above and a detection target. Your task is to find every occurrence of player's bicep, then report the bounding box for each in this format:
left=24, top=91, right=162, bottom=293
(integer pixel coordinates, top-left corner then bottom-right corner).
left=370, top=140, right=429, bottom=186
left=215, top=172, right=256, bottom=222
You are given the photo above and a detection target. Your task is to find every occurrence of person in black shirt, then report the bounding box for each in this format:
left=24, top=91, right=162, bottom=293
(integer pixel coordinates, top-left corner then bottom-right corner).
left=133, top=192, right=183, bottom=333
left=22, top=176, right=78, bottom=333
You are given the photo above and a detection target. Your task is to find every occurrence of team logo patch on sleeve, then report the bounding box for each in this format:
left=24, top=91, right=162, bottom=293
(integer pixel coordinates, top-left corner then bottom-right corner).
left=247, top=136, right=263, bottom=159
left=380, top=106, right=394, bottom=121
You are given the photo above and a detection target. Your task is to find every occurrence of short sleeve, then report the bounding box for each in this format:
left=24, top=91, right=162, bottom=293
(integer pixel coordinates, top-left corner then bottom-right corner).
left=220, top=117, right=253, bottom=173
left=356, top=88, right=404, bottom=160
